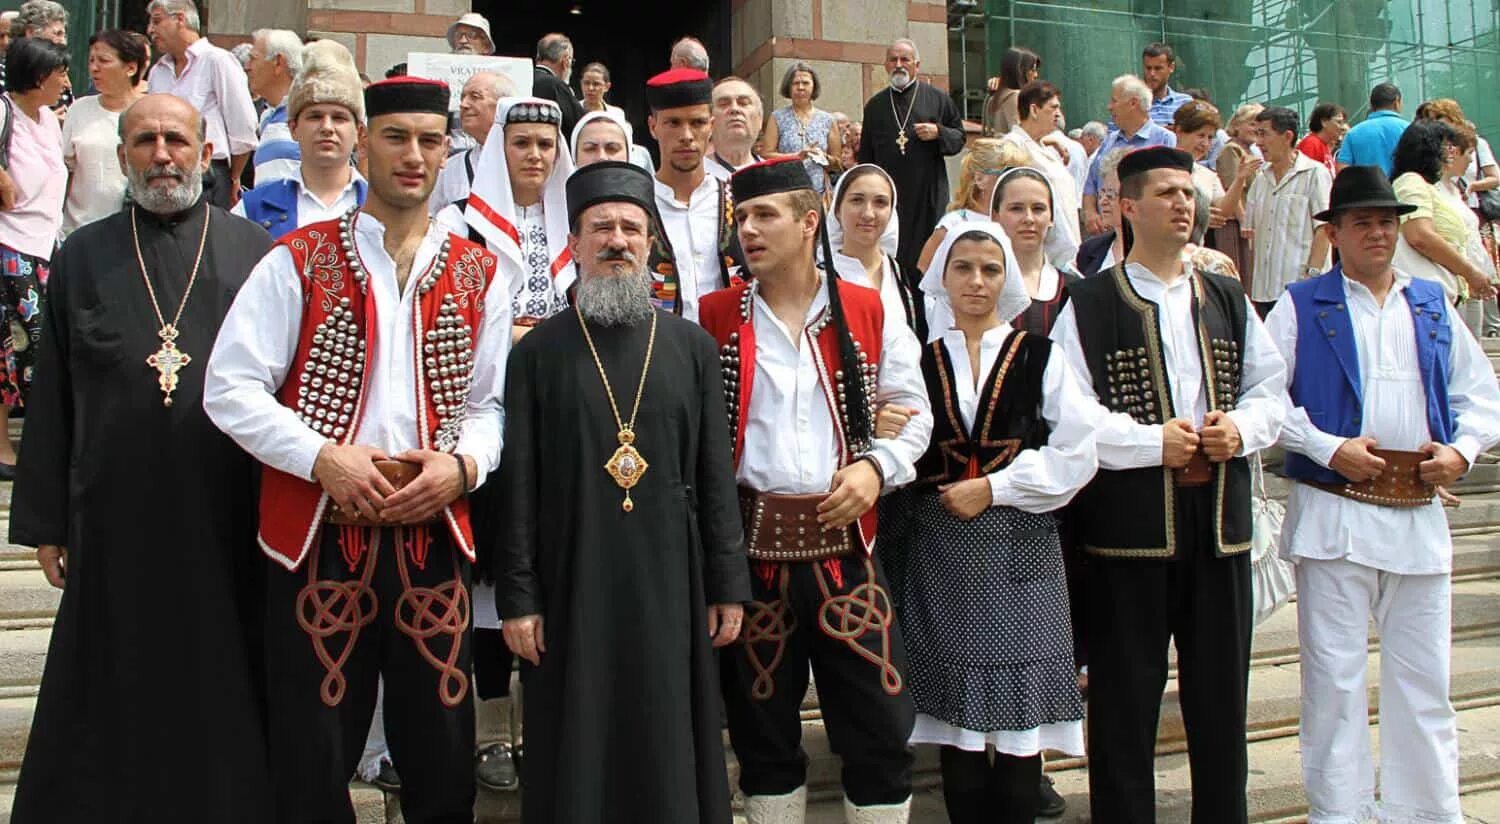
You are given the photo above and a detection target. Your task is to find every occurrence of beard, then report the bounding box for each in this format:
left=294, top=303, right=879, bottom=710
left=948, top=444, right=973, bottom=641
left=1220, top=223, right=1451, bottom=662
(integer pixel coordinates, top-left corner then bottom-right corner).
left=574, top=250, right=654, bottom=327
left=889, top=68, right=912, bottom=90
left=127, top=161, right=205, bottom=215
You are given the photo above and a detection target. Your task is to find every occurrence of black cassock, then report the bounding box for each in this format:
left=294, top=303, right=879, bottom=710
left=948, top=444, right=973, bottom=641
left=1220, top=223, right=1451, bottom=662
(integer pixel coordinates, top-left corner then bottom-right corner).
left=8, top=202, right=274, bottom=823
left=858, top=81, right=967, bottom=272
left=496, top=309, right=750, bottom=824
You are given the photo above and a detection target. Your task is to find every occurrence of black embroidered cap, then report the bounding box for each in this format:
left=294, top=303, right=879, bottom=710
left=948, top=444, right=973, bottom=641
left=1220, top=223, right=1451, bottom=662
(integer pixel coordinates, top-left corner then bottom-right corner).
left=363, top=76, right=450, bottom=119
left=646, top=67, right=713, bottom=112
left=1116, top=146, right=1196, bottom=184
left=566, top=160, right=657, bottom=228
left=730, top=156, right=814, bottom=204
left=505, top=98, right=563, bottom=127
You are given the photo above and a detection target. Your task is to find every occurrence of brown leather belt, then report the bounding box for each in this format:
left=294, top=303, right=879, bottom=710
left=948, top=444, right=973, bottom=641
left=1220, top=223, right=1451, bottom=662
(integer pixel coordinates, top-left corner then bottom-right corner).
left=737, top=487, right=854, bottom=562
left=1173, top=452, right=1213, bottom=488
left=327, top=459, right=441, bottom=526
left=1305, top=448, right=1435, bottom=508
left=514, top=316, right=543, bottom=328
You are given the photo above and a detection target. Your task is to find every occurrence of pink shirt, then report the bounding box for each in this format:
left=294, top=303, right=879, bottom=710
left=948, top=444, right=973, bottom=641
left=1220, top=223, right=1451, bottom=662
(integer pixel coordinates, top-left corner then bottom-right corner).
left=0, top=97, right=66, bottom=260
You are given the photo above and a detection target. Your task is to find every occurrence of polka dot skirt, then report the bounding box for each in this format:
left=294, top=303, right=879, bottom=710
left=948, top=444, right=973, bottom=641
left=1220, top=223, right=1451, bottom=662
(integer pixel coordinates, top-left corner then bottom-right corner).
left=888, top=491, right=1084, bottom=733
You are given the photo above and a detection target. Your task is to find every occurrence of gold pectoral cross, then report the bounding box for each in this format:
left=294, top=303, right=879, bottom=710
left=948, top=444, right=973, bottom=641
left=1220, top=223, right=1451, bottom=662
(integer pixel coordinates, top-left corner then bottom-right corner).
left=146, top=324, right=191, bottom=407
left=896, top=130, right=909, bottom=155
left=604, top=428, right=649, bottom=512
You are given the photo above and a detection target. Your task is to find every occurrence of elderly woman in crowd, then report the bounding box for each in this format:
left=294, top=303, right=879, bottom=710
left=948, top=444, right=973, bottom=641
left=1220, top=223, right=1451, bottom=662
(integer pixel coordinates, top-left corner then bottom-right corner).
left=0, top=36, right=68, bottom=474
left=60, top=28, right=147, bottom=235
left=916, top=137, right=1029, bottom=270
left=1392, top=118, right=1498, bottom=335
left=1072, top=148, right=1129, bottom=278
left=761, top=61, right=842, bottom=193
left=1173, top=100, right=1256, bottom=276
left=1216, top=102, right=1264, bottom=191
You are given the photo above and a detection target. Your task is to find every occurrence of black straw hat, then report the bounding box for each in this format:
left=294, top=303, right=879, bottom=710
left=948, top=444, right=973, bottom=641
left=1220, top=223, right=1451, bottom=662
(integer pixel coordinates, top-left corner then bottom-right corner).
left=1314, top=165, right=1417, bottom=221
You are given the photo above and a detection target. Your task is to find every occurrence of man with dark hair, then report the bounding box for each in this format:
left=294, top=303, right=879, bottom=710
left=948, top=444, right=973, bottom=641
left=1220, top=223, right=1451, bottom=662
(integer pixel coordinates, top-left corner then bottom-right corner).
left=1267, top=164, right=1500, bottom=824
left=498, top=159, right=749, bottom=824
left=647, top=68, right=743, bottom=321
left=1337, top=82, right=1407, bottom=175
left=1245, top=106, right=1332, bottom=313
left=11, top=93, right=275, bottom=822
left=1051, top=146, right=1287, bottom=824
left=704, top=157, right=931, bottom=824
left=1141, top=42, right=1190, bottom=126
left=205, top=76, right=508, bottom=821
left=533, top=32, right=583, bottom=137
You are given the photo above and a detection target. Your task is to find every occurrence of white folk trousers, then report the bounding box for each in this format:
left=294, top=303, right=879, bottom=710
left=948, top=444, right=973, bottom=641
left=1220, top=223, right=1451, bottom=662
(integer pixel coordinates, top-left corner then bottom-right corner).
left=1296, top=557, right=1460, bottom=824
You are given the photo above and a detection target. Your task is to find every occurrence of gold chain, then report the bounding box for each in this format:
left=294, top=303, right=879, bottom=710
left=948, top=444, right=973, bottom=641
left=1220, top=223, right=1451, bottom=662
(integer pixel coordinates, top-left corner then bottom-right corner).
left=888, top=85, right=918, bottom=134
left=576, top=308, right=657, bottom=435
left=130, top=203, right=211, bottom=331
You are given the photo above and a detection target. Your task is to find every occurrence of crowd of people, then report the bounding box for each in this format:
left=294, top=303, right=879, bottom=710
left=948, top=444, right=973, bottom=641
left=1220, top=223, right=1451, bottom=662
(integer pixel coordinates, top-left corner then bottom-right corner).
left=2, top=2, right=1499, bottom=823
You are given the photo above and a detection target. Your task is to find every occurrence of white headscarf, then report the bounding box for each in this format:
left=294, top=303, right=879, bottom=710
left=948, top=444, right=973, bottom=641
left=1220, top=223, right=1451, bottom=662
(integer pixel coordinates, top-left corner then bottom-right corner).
left=465, top=97, right=577, bottom=293
left=569, top=109, right=634, bottom=162
left=988, top=165, right=1079, bottom=271
left=919, top=220, right=1030, bottom=341
left=826, top=163, right=901, bottom=257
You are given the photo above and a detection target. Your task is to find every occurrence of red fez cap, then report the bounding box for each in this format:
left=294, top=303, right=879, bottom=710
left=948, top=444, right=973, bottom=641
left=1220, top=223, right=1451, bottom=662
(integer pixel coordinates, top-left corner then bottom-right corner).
left=646, top=68, right=713, bottom=112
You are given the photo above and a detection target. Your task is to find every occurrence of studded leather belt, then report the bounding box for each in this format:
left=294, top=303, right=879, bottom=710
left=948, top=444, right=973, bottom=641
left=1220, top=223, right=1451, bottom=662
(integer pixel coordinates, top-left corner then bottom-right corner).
left=737, top=487, right=854, bottom=562
left=1173, top=452, right=1213, bottom=488
left=1305, top=448, right=1435, bottom=508
left=327, top=459, right=441, bottom=526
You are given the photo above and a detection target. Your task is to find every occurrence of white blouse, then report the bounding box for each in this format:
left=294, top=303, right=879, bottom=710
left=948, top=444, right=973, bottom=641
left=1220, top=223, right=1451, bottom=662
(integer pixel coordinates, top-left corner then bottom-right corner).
left=938, top=325, right=1100, bottom=510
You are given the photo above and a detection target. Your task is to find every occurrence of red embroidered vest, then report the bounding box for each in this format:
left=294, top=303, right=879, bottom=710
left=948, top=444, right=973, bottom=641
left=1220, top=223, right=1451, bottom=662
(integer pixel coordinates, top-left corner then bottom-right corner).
left=698, top=279, right=885, bottom=553
left=257, top=212, right=500, bottom=570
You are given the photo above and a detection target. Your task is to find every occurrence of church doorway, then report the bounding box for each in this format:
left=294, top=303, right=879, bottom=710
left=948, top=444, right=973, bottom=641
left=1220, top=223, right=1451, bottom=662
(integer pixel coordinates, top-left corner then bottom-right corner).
left=475, top=0, right=732, bottom=165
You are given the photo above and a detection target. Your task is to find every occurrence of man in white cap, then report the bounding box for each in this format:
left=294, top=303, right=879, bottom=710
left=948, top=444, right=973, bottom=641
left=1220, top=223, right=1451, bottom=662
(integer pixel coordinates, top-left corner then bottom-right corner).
left=447, top=12, right=494, bottom=55
left=235, top=39, right=366, bottom=235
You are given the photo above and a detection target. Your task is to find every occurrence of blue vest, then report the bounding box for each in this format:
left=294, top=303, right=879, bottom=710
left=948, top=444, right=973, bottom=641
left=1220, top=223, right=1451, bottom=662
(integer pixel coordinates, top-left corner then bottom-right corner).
left=239, top=177, right=368, bottom=240
left=1283, top=267, right=1456, bottom=485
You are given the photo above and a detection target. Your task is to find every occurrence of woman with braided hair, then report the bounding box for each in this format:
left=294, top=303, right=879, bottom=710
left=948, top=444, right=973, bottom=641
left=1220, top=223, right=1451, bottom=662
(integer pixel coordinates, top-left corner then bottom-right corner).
left=700, top=157, right=932, bottom=824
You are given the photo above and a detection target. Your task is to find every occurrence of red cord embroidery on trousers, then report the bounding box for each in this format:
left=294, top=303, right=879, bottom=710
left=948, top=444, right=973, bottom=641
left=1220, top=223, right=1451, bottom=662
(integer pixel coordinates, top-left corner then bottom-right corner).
left=338, top=525, right=368, bottom=572
left=297, top=528, right=380, bottom=707
left=394, top=526, right=470, bottom=707
left=404, top=524, right=432, bottom=570
left=821, top=558, right=845, bottom=590
left=815, top=555, right=903, bottom=696
left=755, top=560, right=778, bottom=590
left=741, top=563, right=796, bottom=701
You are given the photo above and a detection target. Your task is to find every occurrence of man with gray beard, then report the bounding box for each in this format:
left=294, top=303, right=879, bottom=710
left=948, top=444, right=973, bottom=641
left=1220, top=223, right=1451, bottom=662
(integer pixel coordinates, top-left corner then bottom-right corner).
left=497, top=160, right=750, bottom=823
left=8, top=93, right=274, bottom=822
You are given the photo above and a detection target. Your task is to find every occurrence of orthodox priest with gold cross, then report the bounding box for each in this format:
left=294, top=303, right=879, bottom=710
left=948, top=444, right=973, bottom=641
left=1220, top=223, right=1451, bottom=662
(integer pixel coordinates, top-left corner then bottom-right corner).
left=204, top=76, right=509, bottom=822
left=497, top=160, right=750, bottom=823
left=8, top=93, right=275, bottom=822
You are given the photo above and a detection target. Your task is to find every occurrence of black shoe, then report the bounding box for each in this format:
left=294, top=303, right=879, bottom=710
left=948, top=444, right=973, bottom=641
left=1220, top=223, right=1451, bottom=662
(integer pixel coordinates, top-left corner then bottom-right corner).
left=475, top=742, right=518, bottom=791
left=1038, top=773, right=1066, bottom=818
left=0, top=462, right=15, bottom=482
left=371, top=759, right=401, bottom=792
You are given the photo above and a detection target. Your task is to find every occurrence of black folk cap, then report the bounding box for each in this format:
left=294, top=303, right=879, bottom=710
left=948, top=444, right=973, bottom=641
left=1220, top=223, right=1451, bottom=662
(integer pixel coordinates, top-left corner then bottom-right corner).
left=364, top=76, right=450, bottom=119
left=1116, top=145, right=1196, bottom=185
left=646, top=67, right=713, bottom=112
left=565, top=160, right=657, bottom=228
left=730, top=156, right=815, bottom=204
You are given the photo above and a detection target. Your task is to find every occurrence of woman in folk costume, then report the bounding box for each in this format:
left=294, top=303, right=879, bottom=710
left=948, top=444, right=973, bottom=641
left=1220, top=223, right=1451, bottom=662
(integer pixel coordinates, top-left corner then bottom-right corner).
left=987, top=166, right=1081, bottom=336
left=446, top=96, right=577, bottom=342
left=825, top=162, right=928, bottom=342
left=895, top=221, right=1098, bottom=823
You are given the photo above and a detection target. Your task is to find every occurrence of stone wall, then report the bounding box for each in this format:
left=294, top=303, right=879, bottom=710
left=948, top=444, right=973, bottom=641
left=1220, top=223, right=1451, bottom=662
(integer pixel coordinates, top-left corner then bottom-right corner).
left=731, top=0, right=949, bottom=124
left=304, top=0, right=468, bottom=77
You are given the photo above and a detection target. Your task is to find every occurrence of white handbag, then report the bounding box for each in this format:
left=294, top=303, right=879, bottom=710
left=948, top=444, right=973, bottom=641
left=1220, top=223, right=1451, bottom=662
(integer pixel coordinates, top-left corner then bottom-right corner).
left=1249, top=455, right=1295, bottom=626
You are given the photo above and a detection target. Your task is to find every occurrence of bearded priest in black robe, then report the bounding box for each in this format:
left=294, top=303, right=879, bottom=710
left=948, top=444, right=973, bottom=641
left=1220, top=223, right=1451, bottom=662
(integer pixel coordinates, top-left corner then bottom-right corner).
left=8, top=94, right=274, bottom=822
left=857, top=38, right=966, bottom=273
left=497, top=160, right=750, bottom=824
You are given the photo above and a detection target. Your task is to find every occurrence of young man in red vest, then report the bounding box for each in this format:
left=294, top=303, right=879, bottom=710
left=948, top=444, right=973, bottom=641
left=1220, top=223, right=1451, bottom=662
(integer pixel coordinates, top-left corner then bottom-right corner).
left=204, top=76, right=509, bottom=822
left=701, top=157, right=931, bottom=823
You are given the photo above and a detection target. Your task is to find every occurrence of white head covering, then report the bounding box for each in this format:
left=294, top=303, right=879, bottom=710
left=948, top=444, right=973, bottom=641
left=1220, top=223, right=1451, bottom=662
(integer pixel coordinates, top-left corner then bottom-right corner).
left=826, top=163, right=900, bottom=257
left=466, top=97, right=578, bottom=292
left=919, top=220, right=1030, bottom=341
left=568, top=109, right=635, bottom=162
left=988, top=165, right=1079, bottom=271
left=446, top=13, right=494, bottom=53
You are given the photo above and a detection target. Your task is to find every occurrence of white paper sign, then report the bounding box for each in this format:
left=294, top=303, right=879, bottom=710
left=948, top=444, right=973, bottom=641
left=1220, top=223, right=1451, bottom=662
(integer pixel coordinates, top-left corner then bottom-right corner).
left=405, top=53, right=533, bottom=110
